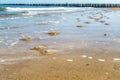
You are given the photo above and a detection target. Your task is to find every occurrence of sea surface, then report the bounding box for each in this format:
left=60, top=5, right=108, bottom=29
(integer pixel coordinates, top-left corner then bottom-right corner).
left=0, top=5, right=120, bottom=64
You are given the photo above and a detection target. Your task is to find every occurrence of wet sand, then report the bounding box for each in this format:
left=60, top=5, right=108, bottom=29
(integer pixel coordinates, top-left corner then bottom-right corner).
left=0, top=7, right=120, bottom=80
left=111, top=8, right=120, bottom=10
left=0, top=53, right=120, bottom=80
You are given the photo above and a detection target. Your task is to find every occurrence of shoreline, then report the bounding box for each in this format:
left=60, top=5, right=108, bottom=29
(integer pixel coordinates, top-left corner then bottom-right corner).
left=111, top=8, right=120, bottom=10
left=0, top=7, right=120, bottom=80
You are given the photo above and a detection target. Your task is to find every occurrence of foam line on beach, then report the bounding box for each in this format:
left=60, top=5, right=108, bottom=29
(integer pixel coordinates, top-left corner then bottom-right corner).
left=0, top=56, right=36, bottom=64
left=6, top=7, right=77, bottom=11
left=113, top=58, right=120, bottom=61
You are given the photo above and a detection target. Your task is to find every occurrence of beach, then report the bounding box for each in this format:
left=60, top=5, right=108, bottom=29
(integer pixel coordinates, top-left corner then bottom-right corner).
left=0, top=6, right=120, bottom=80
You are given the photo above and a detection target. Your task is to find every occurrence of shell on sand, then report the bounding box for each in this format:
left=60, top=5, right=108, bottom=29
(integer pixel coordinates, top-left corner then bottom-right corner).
left=31, top=46, right=46, bottom=51
left=41, top=50, right=57, bottom=55
left=21, top=37, right=32, bottom=42
left=0, top=40, right=3, bottom=43
left=48, top=32, right=60, bottom=36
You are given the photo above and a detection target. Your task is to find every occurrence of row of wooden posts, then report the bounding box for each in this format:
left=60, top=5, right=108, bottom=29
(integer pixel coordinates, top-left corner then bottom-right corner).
left=1, top=3, right=120, bottom=8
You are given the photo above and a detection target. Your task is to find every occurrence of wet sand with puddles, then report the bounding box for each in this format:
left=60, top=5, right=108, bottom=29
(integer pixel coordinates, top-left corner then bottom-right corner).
left=0, top=7, right=120, bottom=80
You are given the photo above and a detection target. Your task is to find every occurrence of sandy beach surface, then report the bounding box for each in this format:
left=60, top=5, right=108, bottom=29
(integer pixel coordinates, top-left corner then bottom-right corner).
left=111, top=8, right=120, bottom=10
left=0, top=53, right=120, bottom=80
left=0, top=7, right=120, bottom=80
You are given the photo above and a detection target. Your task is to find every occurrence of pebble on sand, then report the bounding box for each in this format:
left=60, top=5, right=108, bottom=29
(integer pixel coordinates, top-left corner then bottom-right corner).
left=99, top=20, right=105, bottom=23
left=88, top=16, right=94, bottom=19
left=104, top=34, right=107, bottom=36
left=31, top=46, right=46, bottom=51
left=104, top=23, right=110, bottom=25
left=21, top=37, right=32, bottom=42
left=94, top=19, right=100, bottom=22
left=47, top=32, right=60, bottom=36
left=85, top=22, right=90, bottom=24
left=76, top=25, right=83, bottom=28
left=42, top=50, right=57, bottom=55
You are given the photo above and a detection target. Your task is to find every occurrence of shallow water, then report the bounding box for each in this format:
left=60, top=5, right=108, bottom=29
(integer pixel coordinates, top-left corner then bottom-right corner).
left=0, top=5, right=120, bottom=64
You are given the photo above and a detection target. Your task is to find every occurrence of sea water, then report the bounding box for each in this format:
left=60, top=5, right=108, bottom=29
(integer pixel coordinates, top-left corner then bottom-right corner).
left=0, top=5, right=120, bottom=63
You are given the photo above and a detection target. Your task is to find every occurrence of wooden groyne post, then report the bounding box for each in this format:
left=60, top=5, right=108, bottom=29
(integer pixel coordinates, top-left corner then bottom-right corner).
left=1, top=3, right=120, bottom=8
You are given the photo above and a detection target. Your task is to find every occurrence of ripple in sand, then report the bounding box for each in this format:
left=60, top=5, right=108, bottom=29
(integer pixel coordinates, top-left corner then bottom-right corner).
left=20, top=37, right=32, bottom=42
left=47, top=32, right=60, bottom=36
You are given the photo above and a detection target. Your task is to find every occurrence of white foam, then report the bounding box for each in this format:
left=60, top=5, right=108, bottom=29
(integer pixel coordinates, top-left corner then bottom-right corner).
left=81, top=55, right=87, bottom=58
left=88, top=57, right=93, bottom=59
left=10, top=41, right=18, bottom=46
left=0, top=56, right=35, bottom=64
left=66, top=59, right=73, bottom=62
left=97, top=59, right=105, bottom=62
left=113, top=58, right=120, bottom=61
left=6, top=7, right=67, bottom=11
left=0, top=60, right=5, bottom=63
